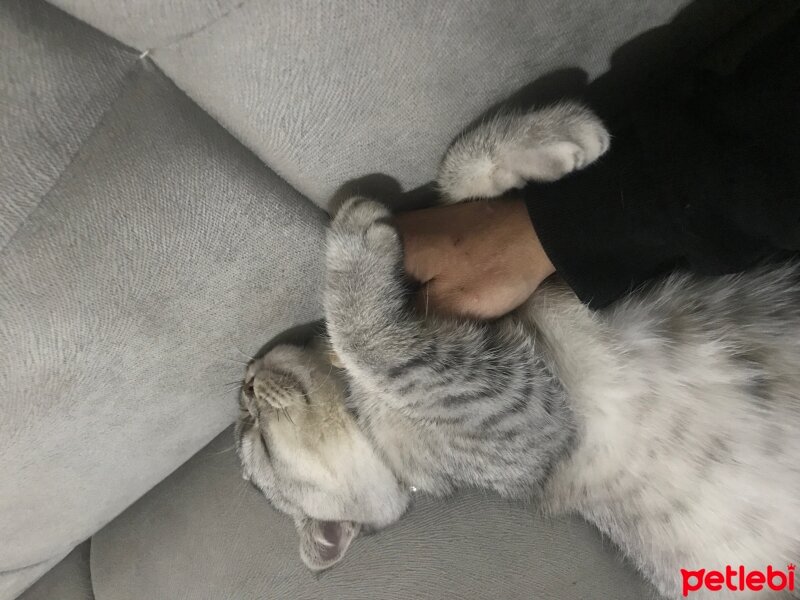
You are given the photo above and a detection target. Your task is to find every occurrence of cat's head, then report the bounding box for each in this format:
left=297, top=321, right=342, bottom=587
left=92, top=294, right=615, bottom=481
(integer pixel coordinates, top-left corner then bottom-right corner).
left=235, top=342, right=410, bottom=570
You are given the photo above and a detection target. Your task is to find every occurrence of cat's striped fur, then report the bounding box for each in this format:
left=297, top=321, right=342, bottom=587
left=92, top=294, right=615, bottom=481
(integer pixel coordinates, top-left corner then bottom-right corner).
left=236, top=102, right=800, bottom=599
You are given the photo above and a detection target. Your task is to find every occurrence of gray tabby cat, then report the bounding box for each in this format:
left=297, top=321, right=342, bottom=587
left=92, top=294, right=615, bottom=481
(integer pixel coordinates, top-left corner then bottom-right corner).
left=236, top=102, right=800, bottom=599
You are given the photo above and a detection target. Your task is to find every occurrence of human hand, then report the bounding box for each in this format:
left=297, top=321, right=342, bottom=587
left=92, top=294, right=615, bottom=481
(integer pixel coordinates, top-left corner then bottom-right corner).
left=393, top=198, right=555, bottom=319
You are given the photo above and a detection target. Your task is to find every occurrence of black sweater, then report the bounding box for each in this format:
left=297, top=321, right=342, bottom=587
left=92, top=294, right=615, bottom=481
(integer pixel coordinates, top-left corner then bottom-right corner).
left=524, top=15, right=800, bottom=308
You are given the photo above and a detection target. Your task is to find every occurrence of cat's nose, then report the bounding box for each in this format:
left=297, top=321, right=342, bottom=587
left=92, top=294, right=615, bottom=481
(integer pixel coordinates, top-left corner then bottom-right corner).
left=243, top=378, right=255, bottom=397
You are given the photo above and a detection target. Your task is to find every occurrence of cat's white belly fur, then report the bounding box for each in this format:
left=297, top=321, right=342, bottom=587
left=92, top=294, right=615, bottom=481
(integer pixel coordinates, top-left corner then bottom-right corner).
left=527, top=283, right=800, bottom=599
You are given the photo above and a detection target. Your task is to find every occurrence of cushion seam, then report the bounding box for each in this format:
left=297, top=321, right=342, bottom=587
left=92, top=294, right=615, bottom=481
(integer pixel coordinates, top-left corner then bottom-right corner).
left=149, top=0, right=253, bottom=53
left=143, top=59, right=332, bottom=218
left=140, top=1, right=332, bottom=218
left=0, top=555, right=57, bottom=577
left=0, top=58, right=143, bottom=257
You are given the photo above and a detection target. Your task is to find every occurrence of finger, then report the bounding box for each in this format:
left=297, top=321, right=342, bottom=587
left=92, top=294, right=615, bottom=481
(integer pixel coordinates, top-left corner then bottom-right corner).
left=393, top=214, right=447, bottom=284
left=414, top=278, right=517, bottom=320
left=413, top=279, right=471, bottom=318
left=414, top=278, right=463, bottom=317
left=401, top=241, right=441, bottom=284
left=413, top=280, right=438, bottom=317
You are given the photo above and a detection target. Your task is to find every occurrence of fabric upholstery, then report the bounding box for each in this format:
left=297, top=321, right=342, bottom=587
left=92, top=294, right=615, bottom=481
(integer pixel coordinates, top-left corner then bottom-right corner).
left=1, top=3, right=327, bottom=595
left=0, top=559, right=65, bottom=600
left=16, top=543, right=93, bottom=600
left=47, top=0, right=246, bottom=51
left=90, top=429, right=660, bottom=600
left=50, top=0, right=766, bottom=209
left=0, top=0, right=135, bottom=251
left=3, top=0, right=774, bottom=597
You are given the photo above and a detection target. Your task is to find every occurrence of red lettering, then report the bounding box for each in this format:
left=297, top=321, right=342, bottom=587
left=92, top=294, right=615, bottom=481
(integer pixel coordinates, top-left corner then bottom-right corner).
left=767, top=565, right=788, bottom=591
left=681, top=565, right=797, bottom=594
left=746, top=570, right=765, bottom=591
left=681, top=569, right=705, bottom=597
left=704, top=570, right=723, bottom=591
left=725, top=564, right=738, bottom=590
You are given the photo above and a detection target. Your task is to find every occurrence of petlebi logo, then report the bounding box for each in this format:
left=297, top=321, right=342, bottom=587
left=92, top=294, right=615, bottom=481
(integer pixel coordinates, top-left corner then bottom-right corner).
left=681, top=564, right=795, bottom=596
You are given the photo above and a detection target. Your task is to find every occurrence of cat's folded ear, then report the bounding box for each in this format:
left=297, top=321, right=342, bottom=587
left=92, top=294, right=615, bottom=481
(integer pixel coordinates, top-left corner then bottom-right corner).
left=297, top=518, right=359, bottom=571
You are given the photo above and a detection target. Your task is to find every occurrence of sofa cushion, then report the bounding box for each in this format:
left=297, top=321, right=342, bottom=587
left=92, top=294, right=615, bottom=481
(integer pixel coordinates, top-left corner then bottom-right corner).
left=0, top=0, right=135, bottom=250
left=1, top=3, right=328, bottom=595
left=0, top=559, right=68, bottom=600
left=90, top=428, right=660, bottom=600
left=16, top=543, right=93, bottom=600
left=50, top=0, right=766, bottom=208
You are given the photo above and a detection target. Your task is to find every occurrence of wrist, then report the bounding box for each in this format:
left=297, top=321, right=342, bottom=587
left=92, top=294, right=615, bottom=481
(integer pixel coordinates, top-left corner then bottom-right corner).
left=502, top=198, right=556, bottom=287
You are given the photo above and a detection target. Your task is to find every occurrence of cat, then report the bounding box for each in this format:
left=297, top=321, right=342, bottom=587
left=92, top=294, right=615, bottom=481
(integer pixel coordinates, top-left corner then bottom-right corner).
left=235, top=102, right=800, bottom=599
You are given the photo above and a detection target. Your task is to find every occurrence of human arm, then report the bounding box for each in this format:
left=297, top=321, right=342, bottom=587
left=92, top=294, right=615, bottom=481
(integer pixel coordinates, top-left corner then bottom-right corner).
left=396, top=16, right=800, bottom=317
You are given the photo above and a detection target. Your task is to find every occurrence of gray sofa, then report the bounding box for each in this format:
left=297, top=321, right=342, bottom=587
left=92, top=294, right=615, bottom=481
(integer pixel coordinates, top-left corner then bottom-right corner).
left=1, top=1, right=776, bottom=598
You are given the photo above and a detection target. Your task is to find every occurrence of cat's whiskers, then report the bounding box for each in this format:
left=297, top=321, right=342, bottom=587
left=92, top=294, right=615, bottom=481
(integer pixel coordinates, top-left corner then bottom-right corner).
left=232, top=345, right=254, bottom=361
left=267, top=402, right=311, bottom=415
left=208, top=443, right=237, bottom=456
left=223, top=380, right=245, bottom=393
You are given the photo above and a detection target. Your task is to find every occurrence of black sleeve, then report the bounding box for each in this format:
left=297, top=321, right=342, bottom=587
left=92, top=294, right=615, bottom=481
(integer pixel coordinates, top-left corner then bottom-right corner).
left=524, top=15, right=800, bottom=309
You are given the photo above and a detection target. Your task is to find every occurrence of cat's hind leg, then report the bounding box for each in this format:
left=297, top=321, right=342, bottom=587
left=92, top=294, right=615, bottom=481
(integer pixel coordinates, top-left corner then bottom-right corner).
left=437, top=102, right=610, bottom=202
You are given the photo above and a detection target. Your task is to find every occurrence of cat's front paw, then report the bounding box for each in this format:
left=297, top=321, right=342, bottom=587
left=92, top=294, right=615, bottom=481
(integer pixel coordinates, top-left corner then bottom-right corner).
left=331, top=196, right=391, bottom=235
left=438, top=102, right=610, bottom=202
left=327, top=197, right=401, bottom=272
left=541, top=102, right=610, bottom=172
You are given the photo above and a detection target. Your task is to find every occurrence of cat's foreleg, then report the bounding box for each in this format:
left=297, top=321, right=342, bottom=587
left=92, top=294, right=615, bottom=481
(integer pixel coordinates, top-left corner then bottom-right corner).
left=325, top=197, right=571, bottom=493
left=324, top=196, right=430, bottom=374
left=324, top=197, right=537, bottom=409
